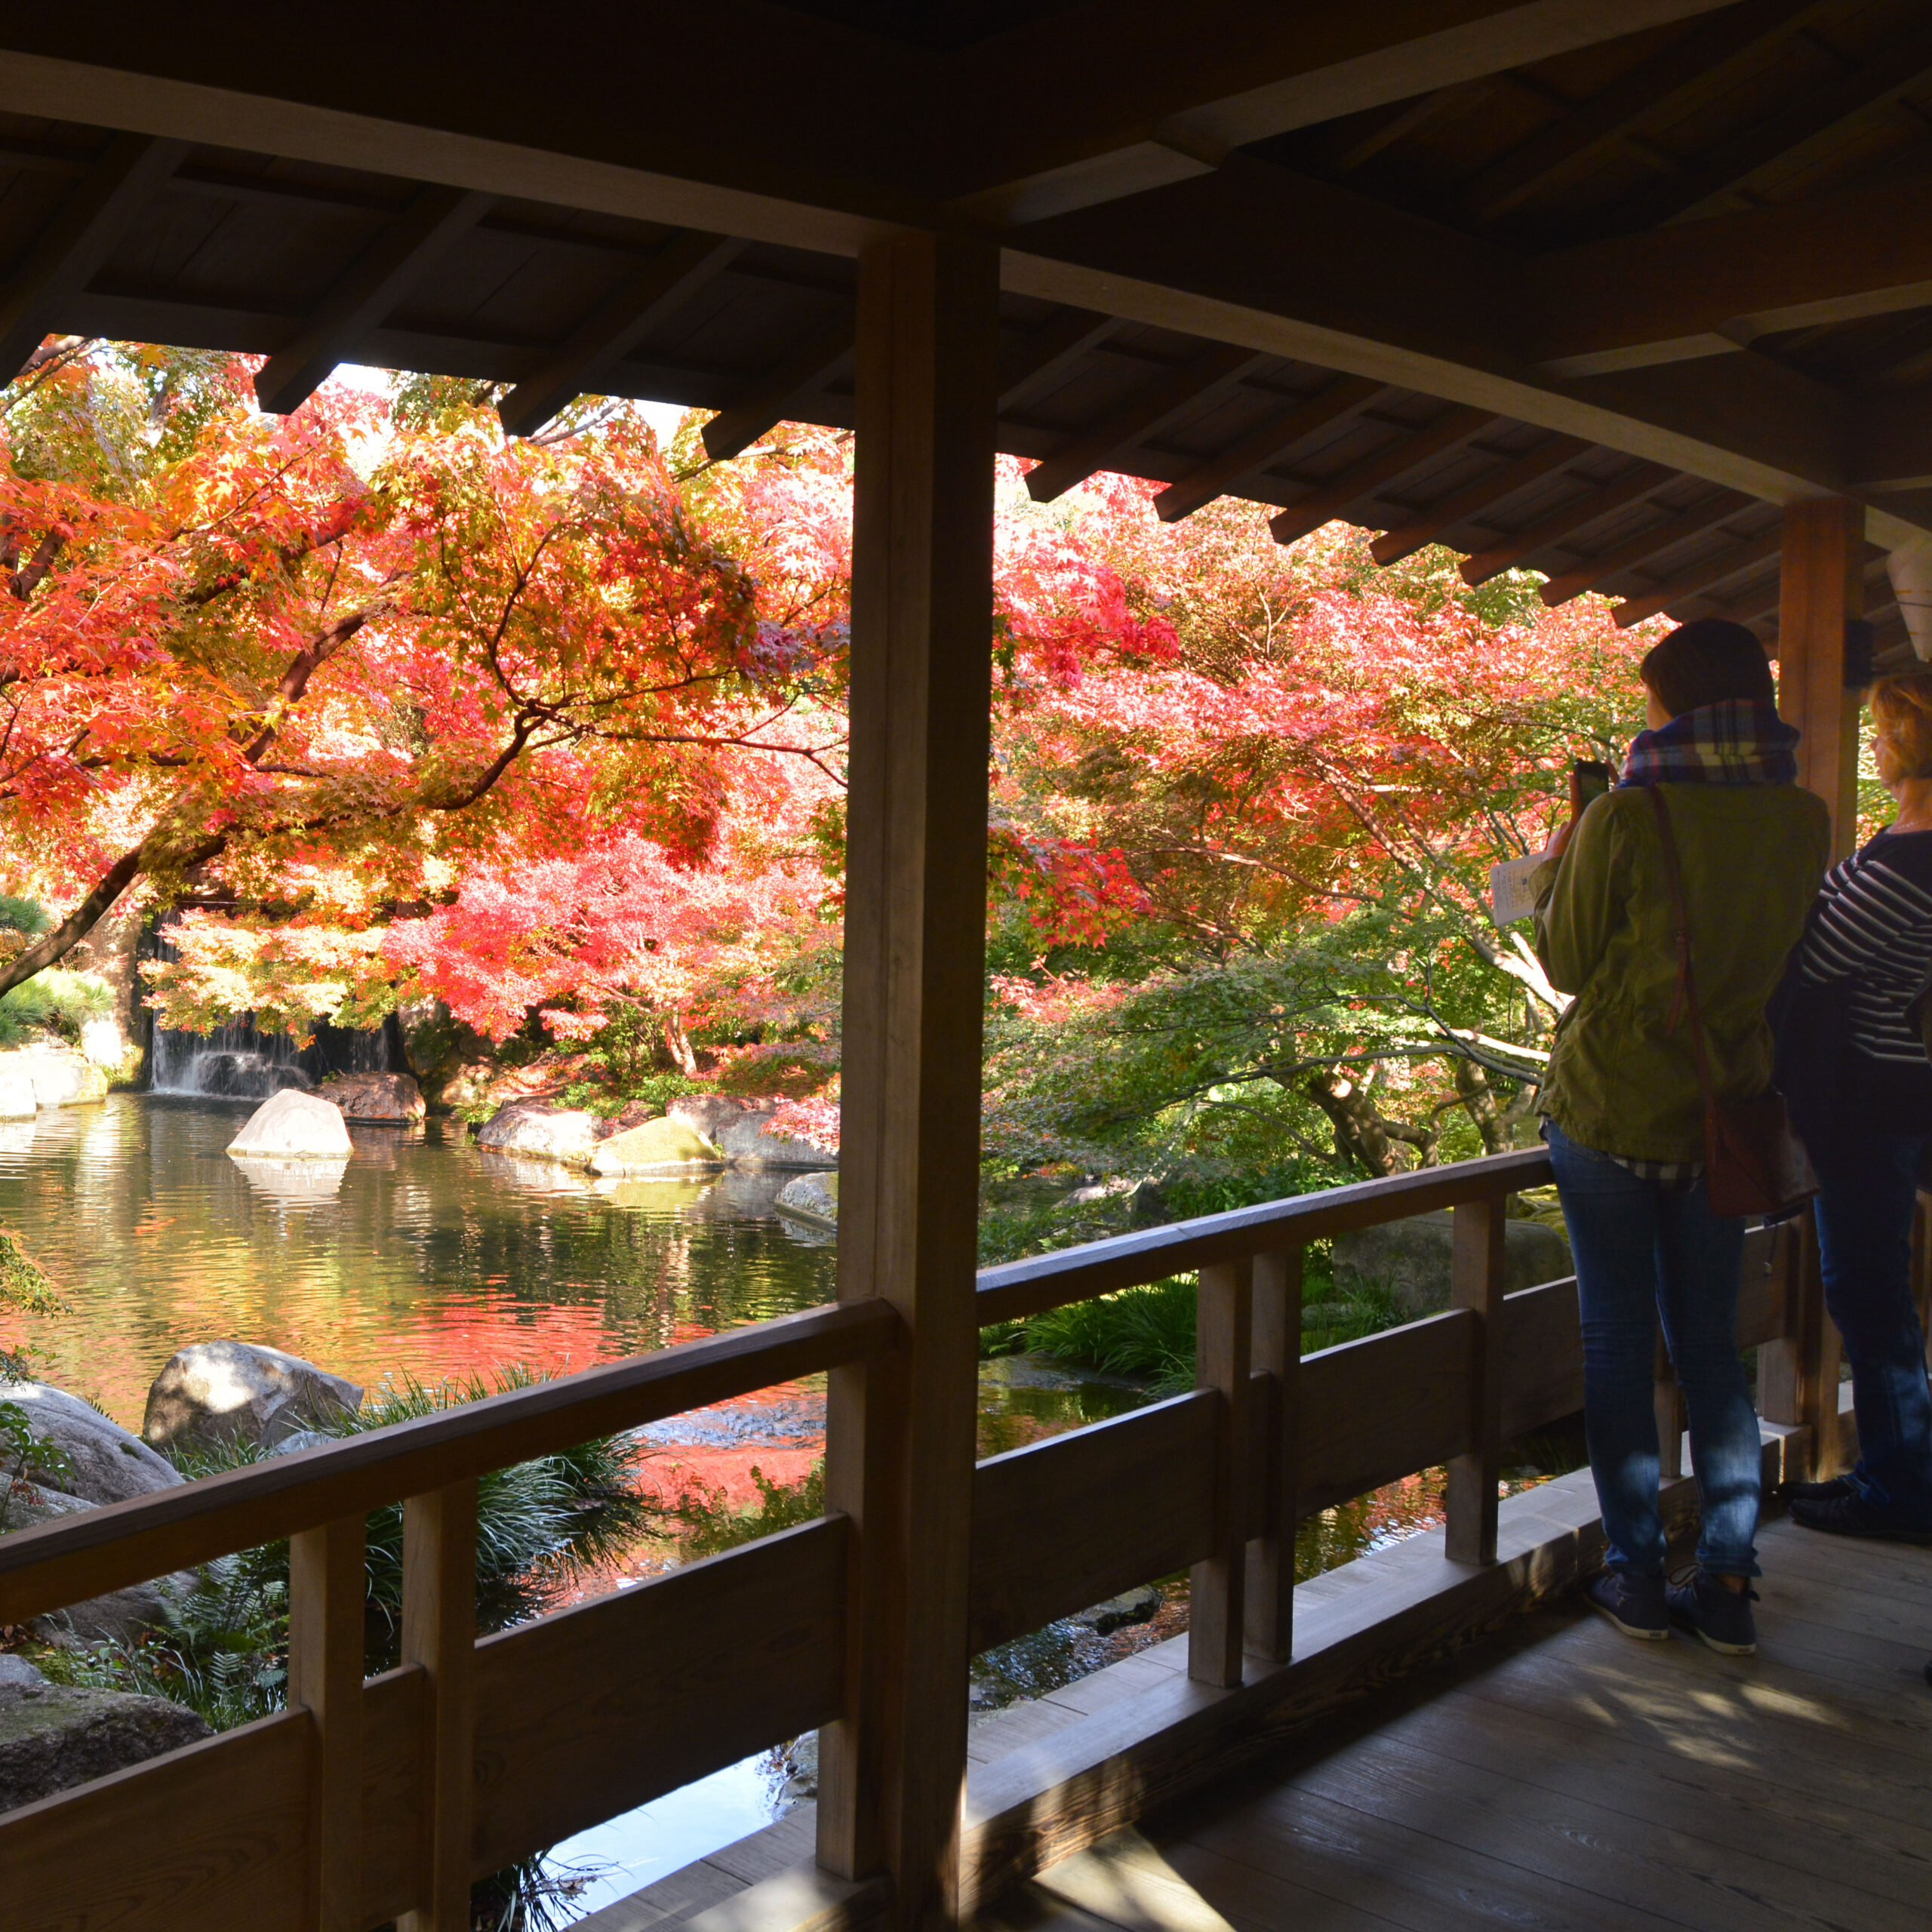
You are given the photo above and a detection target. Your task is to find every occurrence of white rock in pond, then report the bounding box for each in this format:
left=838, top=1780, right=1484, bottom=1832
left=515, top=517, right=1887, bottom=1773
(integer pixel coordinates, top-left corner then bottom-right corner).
left=142, top=1340, right=363, bottom=1454
left=589, top=1116, right=723, bottom=1177
left=0, top=1068, right=34, bottom=1119
left=0, top=1381, right=183, bottom=1504
left=774, top=1171, right=838, bottom=1229
left=229, top=1157, right=349, bottom=1204
left=475, top=1100, right=598, bottom=1168
left=0, top=1045, right=106, bottom=1108
left=227, top=1088, right=353, bottom=1160
left=78, top=1017, right=128, bottom=1069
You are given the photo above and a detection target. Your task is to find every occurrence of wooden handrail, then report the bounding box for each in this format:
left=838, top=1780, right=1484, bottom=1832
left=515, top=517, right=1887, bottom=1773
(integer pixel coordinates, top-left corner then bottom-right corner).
left=0, top=1297, right=899, bottom=1626
left=975, top=1148, right=1553, bottom=1324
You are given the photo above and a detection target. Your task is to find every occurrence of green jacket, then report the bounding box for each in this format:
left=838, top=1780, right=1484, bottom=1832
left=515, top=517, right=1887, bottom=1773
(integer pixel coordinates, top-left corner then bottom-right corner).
left=1532, top=783, right=1831, bottom=1162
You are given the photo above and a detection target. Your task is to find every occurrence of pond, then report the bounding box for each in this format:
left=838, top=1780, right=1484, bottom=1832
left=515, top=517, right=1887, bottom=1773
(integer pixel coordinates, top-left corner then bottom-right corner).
left=0, top=1093, right=1560, bottom=1918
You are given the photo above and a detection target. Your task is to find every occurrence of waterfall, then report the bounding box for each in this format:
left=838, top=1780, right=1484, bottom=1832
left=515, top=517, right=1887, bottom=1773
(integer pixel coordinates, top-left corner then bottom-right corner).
left=149, top=1014, right=397, bottom=1099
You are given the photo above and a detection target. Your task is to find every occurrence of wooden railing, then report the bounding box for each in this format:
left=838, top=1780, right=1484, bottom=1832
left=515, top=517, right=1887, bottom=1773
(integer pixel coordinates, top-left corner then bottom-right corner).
left=0, top=1148, right=1835, bottom=1932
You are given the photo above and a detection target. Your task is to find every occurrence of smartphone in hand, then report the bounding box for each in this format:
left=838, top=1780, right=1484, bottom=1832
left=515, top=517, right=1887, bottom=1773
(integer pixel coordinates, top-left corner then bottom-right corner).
left=1570, top=758, right=1614, bottom=819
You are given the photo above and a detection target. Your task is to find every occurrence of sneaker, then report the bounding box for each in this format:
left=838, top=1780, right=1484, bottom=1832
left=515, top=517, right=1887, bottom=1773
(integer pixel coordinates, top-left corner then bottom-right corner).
left=1789, top=1491, right=1932, bottom=1545
left=1666, top=1571, right=1758, bottom=1655
left=1583, top=1569, right=1669, bottom=1641
left=1785, top=1474, right=1857, bottom=1505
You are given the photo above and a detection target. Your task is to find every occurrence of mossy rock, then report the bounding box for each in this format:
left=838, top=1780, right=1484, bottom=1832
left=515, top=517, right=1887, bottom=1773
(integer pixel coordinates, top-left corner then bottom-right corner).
left=589, top=1115, right=723, bottom=1177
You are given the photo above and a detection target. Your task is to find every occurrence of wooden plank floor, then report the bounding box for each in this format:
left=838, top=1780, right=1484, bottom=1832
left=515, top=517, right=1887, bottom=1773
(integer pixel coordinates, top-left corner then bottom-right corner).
left=981, top=1518, right=1932, bottom=1932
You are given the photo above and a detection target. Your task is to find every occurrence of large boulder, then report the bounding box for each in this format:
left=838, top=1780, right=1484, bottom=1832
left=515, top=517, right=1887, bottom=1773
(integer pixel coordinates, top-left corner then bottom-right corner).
left=0, top=1045, right=106, bottom=1108
left=589, top=1116, right=723, bottom=1177
left=78, top=1017, right=129, bottom=1070
left=697, top=1098, right=837, bottom=1169
left=1332, top=1209, right=1572, bottom=1320
left=476, top=1100, right=599, bottom=1168
left=227, top=1088, right=353, bottom=1160
left=774, top=1171, right=838, bottom=1229
left=0, top=1382, right=182, bottom=1505
left=4, top=1484, right=192, bottom=1645
left=666, top=1094, right=761, bottom=1141
left=321, top=1070, right=426, bottom=1124
left=143, top=1340, right=362, bottom=1455
left=0, top=1677, right=211, bottom=1811
left=0, top=1068, right=35, bottom=1120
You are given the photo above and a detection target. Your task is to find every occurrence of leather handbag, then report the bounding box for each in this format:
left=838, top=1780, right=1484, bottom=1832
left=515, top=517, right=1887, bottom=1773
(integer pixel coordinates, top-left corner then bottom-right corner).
left=1646, top=785, right=1818, bottom=1218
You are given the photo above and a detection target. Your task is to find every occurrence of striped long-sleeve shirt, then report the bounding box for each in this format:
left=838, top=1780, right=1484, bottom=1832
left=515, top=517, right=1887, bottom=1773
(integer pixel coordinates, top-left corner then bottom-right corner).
left=1798, top=826, right=1932, bottom=1128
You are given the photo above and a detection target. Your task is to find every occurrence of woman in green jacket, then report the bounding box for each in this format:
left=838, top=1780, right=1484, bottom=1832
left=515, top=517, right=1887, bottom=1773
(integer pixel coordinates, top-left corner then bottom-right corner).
left=1534, top=620, right=1829, bottom=1656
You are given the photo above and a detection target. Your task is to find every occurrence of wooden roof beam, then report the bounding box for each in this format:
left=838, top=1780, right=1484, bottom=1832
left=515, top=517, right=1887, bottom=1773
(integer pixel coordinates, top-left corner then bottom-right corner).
left=497, top=232, right=743, bottom=439
left=1369, top=433, right=1589, bottom=565
left=1605, top=19, right=1932, bottom=232
left=1269, top=407, right=1495, bottom=548
left=1453, top=0, right=1821, bottom=221
left=255, top=186, right=493, bottom=415
left=700, top=316, right=856, bottom=463
left=1458, top=463, right=1673, bottom=584
left=0, top=132, right=186, bottom=381
left=1611, top=531, right=1784, bottom=627
left=1025, top=343, right=1259, bottom=503
left=998, top=309, right=1117, bottom=412
left=943, top=0, right=1740, bottom=222
left=1152, top=375, right=1381, bottom=523
left=1853, top=384, right=1932, bottom=491
left=1533, top=171, right=1932, bottom=378
left=1538, top=492, right=1753, bottom=605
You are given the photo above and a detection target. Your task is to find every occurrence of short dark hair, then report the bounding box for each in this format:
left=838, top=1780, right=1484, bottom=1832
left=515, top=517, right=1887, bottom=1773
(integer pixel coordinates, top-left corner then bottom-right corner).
left=1639, top=618, right=1774, bottom=718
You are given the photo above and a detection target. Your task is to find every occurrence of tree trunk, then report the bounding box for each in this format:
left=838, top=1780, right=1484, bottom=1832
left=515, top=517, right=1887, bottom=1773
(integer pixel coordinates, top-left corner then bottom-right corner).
left=1304, top=1069, right=1398, bottom=1177
left=1454, top=1054, right=1506, bottom=1155
left=663, top=1011, right=699, bottom=1076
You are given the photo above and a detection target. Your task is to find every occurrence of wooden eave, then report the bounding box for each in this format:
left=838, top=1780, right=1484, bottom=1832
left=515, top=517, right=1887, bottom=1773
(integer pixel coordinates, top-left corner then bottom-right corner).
left=2, top=2, right=1931, bottom=658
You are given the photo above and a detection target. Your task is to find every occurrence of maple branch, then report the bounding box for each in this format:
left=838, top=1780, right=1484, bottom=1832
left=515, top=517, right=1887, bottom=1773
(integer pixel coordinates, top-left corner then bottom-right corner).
left=238, top=596, right=394, bottom=763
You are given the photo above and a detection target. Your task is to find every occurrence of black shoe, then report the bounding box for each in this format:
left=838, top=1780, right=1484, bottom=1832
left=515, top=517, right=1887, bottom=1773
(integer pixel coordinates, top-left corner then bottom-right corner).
left=1583, top=1569, right=1669, bottom=1641
left=1666, top=1571, right=1758, bottom=1656
left=1786, top=1474, right=1857, bottom=1505
left=1788, top=1491, right=1932, bottom=1545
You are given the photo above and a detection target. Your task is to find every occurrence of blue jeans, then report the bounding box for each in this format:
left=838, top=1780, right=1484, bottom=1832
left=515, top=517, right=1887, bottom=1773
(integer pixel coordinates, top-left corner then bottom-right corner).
left=1545, top=1121, right=1761, bottom=1577
left=1813, top=1129, right=1932, bottom=1525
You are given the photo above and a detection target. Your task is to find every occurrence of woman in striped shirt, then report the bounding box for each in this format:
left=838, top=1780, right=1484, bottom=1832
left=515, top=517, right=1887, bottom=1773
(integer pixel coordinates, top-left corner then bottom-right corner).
left=1789, top=672, right=1932, bottom=1544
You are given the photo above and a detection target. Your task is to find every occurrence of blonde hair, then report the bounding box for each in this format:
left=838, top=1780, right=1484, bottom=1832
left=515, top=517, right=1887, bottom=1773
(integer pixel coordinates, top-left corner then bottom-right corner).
left=1871, top=672, right=1932, bottom=784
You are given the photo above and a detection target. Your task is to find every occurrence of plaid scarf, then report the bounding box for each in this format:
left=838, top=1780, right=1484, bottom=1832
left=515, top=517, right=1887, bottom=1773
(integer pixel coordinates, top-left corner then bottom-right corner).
left=1617, top=699, right=1798, bottom=788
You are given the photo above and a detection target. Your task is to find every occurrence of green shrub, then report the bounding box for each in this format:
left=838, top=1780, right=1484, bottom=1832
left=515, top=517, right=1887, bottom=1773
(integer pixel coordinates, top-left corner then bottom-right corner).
left=0, top=968, right=111, bottom=1046
left=0, top=1228, right=64, bottom=1315
left=0, top=895, right=48, bottom=935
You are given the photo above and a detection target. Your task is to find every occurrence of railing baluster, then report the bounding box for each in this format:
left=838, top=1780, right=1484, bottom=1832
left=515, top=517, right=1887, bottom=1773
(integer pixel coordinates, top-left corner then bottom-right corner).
left=1189, top=1256, right=1254, bottom=1687
left=289, top=1513, right=366, bottom=1932
left=400, top=1478, right=478, bottom=1932
left=1244, top=1244, right=1302, bottom=1666
left=1446, top=1198, right=1507, bottom=1565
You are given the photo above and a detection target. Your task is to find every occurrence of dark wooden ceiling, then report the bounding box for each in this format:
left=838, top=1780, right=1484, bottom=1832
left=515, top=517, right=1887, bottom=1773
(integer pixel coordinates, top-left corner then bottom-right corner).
left=0, top=0, right=1927, bottom=657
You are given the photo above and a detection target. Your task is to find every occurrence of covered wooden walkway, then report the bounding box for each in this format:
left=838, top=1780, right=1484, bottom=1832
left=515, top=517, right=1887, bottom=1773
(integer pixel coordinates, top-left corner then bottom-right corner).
left=989, top=1516, right=1932, bottom=1932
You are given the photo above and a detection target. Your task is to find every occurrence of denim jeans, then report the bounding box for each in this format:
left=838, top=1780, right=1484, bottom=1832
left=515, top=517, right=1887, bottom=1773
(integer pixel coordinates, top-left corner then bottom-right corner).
left=1544, top=1121, right=1761, bottom=1577
left=1813, top=1128, right=1932, bottom=1526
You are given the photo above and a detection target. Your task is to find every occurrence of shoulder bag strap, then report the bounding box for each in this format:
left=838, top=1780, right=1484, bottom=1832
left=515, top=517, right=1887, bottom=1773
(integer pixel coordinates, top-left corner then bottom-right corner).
left=1644, top=783, right=1720, bottom=1112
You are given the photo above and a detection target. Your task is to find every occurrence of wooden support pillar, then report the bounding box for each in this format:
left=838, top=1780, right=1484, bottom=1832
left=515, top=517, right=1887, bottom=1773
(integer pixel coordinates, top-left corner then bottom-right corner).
left=1189, top=1257, right=1254, bottom=1688
left=288, top=1514, right=366, bottom=1932
left=1445, top=1198, right=1506, bottom=1566
left=399, top=1479, right=477, bottom=1932
left=1761, top=1211, right=1843, bottom=1478
left=1777, top=497, right=1865, bottom=860
left=1244, top=1246, right=1303, bottom=1666
left=816, top=226, right=998, bottom=1932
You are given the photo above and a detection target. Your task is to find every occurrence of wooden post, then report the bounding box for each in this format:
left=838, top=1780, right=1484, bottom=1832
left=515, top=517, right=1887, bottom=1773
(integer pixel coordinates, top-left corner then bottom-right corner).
left=288, top=1514, right=366, bottom=1932
left=1761, top=1210, right=1841, bottom=1478
left=1244, top=1245, right=1302, bottom=1666
left=1915, top=1195, right=1932, bottom=1367
left=1445, top=1198, right=1507, bottom=1566
left=816, top=226, right=998, bottom=1932
left=1189, top=1257, right=1254, bottom=1688
left=1777, top=496, right=1864, bottom=861
left=399, top=1479, right=477, bottom=1932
